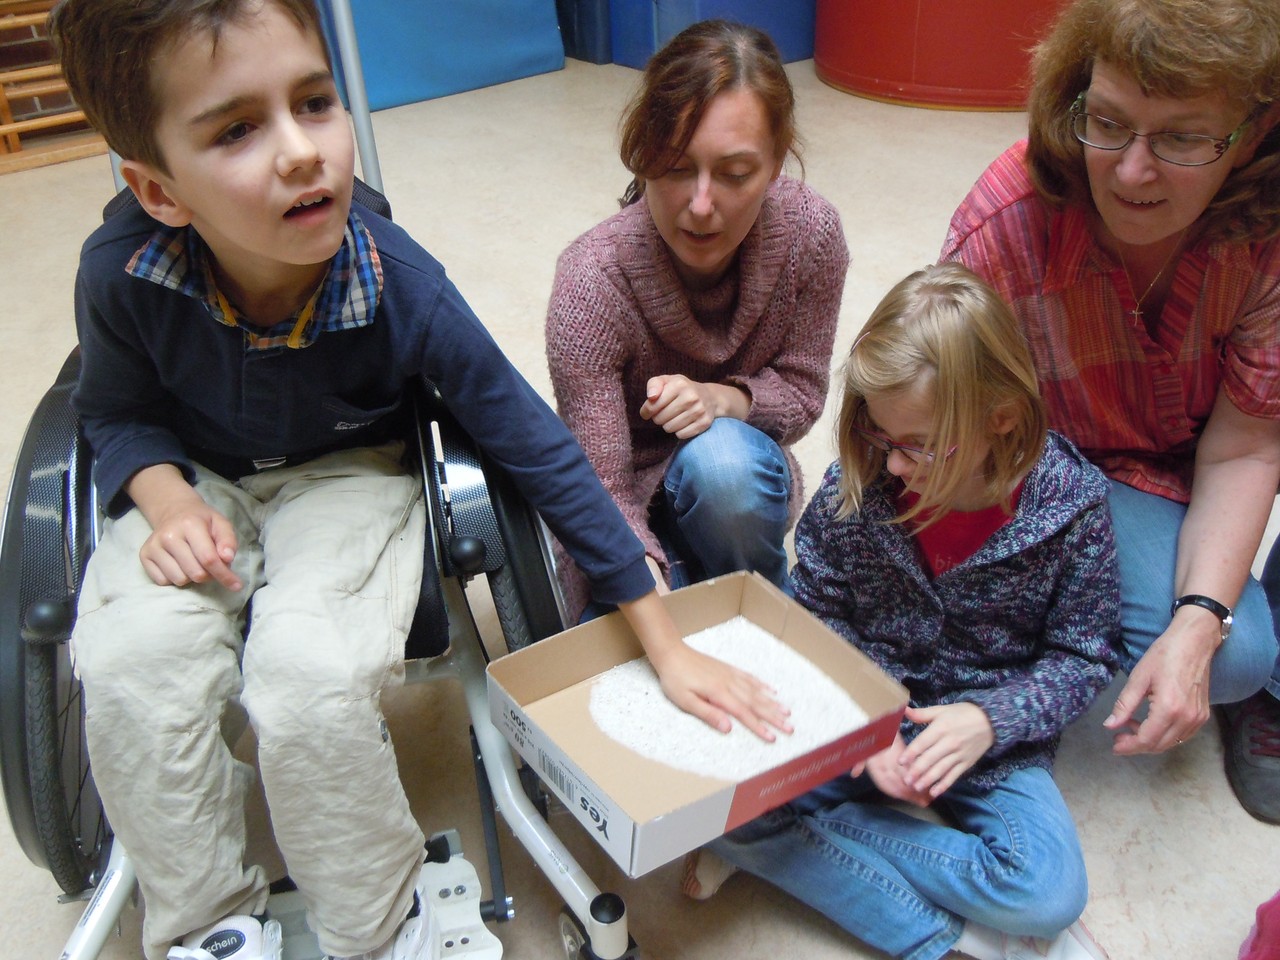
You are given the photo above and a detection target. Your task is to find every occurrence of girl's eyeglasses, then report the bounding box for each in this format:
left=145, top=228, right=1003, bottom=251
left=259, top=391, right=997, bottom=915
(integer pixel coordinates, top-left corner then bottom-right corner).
left=852, top=424, right=956, bottom=464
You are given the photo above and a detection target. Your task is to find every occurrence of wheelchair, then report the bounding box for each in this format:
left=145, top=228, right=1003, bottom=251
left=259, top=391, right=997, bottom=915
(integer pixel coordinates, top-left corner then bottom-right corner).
left=0, top=175, right=640, bottom=960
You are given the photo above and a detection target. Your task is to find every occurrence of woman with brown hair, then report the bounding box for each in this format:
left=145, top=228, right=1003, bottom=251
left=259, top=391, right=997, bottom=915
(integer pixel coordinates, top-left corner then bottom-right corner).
left=545, top=19, right=849, bottom=621
left=941, top=0, right=1280, bottom=823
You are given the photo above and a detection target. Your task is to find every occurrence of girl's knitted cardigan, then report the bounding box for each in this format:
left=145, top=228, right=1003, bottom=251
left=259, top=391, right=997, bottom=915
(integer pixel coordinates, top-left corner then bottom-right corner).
left=793, top=431, right=1122, bottom=791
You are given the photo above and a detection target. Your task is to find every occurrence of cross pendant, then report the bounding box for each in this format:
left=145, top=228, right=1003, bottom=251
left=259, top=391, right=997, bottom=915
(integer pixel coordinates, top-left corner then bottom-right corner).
left=1130, top=306, right=1144, bottom=323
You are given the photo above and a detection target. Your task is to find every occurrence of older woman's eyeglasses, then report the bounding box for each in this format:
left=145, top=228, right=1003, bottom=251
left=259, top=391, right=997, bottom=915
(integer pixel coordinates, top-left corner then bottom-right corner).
left=851, top=424, right=956, bottom=464
left=1069, top=93, right=1246, bottom=167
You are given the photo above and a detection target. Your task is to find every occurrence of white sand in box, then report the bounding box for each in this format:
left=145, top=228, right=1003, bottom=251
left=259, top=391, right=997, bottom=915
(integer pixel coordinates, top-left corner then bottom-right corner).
left=588, top=616, right=868, bottom=780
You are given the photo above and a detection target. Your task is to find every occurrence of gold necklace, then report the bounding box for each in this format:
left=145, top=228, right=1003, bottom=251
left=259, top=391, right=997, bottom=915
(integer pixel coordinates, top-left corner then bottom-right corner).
left=1116, top=229, right=1187, bottom=324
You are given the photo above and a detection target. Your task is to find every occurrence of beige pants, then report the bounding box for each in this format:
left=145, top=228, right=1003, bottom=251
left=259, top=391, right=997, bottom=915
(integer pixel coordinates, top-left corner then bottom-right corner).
left=72, top=445, right=427, bottom=959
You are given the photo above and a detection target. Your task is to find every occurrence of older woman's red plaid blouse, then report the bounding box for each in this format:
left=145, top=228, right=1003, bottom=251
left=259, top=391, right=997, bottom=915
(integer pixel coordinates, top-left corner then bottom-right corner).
left=942, top=141, right=1280, bottom=504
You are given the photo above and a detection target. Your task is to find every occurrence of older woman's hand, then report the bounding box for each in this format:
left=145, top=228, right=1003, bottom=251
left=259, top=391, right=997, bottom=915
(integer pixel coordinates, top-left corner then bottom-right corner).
left=1105, top=391, right=1280, bottom=756
left=1104, top=610, right=1219, bottom=754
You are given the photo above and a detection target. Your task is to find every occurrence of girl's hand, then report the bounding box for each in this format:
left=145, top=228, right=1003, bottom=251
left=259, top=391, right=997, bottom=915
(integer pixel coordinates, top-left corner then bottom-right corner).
left=640, top=375, right=749, bottom=439
left=861, top=732, right=933, bottom=807
left=649, top=638, right=793, bottom=741
left=898, top=703, right=994, bottom=799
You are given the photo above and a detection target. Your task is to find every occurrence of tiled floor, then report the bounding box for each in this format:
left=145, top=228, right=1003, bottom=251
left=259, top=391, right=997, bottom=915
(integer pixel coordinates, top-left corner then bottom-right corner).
left=1, top=57, right=1277, bottom=960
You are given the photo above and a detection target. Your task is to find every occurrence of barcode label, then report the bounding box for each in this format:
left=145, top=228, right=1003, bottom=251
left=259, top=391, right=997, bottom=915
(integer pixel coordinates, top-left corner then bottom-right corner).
left=538, top=750, right=575, bottom=804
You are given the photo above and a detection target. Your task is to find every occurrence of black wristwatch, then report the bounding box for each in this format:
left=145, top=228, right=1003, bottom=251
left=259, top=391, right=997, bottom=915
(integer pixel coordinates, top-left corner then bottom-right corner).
left=1170, top=594, right=1233, bottom=641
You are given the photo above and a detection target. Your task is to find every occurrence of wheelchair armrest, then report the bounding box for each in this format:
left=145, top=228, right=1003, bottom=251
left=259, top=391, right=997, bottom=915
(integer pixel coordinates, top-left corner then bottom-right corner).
left=404, top=384, right=506, bottom=660
left=0, top=347, right=95, bottom=868
left=1, top=348, right=93, bottom=648
left=405, top=382, right=566, bottom=659
left=414, top=388, right=508, bottom=580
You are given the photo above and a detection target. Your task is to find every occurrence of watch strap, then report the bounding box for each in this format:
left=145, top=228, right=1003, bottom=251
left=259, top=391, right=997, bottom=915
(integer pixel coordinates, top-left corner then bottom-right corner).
left=1170, top=594, right=1232, bottom=622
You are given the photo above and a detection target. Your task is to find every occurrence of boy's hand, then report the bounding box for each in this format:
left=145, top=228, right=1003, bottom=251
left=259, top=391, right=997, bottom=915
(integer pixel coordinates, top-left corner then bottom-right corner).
left=897, top=703, right=993, bottom=799
left=860, top=732, right=933, bottom=807
left=651, top=640, right=793, bottom=741
left=639, top=375, right=749, bottom=440
left=140, top=501, right=241, bottom=590
left=616, top=590, right=791, bottom=741
left=126, top=464, right=241, bottom=590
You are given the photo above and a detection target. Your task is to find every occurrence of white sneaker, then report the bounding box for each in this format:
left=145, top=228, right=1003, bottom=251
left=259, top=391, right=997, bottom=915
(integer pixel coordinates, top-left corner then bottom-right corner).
left=1000, top=920, right=1110, bottom=960
left=167, top=915, right=283, bottom=960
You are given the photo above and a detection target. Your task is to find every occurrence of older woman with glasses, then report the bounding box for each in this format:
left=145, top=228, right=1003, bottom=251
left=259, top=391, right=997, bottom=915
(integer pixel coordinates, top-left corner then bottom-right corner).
left=941, top=0, right=1280, bottom=824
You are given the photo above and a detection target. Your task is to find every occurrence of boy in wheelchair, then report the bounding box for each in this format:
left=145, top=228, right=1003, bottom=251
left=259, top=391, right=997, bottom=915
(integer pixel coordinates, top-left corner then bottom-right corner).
left=47, top=1, right=790, bottom=958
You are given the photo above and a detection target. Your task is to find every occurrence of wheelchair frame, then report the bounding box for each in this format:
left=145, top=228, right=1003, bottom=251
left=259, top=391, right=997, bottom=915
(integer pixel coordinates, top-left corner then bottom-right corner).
left=1, top=4, right=638, bottom=956
left=1, top=355, right=637, bottom=960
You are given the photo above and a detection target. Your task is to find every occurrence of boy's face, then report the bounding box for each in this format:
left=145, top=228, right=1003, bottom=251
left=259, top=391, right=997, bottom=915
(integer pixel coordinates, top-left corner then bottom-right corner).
left=122, top=1, right=355, bottom=301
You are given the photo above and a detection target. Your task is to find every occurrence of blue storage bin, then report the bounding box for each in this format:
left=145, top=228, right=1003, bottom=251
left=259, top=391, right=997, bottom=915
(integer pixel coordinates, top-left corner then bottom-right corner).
left=610, top=0, right=815, bottom=69
left=321, top=0, right=565, bottom=111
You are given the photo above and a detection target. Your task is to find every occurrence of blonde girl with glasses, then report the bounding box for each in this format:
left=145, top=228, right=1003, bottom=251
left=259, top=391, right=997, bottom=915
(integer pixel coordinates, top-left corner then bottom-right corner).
left=941, top=0, right=1280, bottom=824
left=691, top=264, right=1121, bottom=960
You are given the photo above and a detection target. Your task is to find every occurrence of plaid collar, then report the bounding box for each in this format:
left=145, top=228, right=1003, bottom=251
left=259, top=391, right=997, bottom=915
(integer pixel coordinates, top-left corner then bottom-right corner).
left=125, top=209, right=383, bottom=349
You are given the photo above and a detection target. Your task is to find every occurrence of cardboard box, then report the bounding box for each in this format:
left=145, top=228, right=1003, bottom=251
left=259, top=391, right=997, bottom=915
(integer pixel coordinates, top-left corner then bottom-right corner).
left=487, top=571, right=908, bottom=878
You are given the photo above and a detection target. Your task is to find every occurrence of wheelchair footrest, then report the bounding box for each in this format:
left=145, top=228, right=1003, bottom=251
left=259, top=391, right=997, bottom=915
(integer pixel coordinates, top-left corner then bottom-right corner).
left=423, top=853, right=504, bottom=960
left=266, top=851, right=502, bottom=960
left=265, top=888, right=322, bottom=960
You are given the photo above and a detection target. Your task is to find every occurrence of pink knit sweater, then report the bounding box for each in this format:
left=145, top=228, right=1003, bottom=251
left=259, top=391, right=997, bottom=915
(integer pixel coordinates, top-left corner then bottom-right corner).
left=545, top=176, right=849, bottom=617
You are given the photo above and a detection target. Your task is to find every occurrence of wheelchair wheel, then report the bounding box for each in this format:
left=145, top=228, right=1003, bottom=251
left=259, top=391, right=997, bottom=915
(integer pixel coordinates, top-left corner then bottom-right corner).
left=558, top=907, right=588, bottom=960
left=0, top=351, right=109, bottom=895
left=481, top=455, right=566, bottom=652
left=24, top=634, right=105, bottom=894
left=488, top=563, right=546, bottom=652
left=556, top=906, right=642, bottom=960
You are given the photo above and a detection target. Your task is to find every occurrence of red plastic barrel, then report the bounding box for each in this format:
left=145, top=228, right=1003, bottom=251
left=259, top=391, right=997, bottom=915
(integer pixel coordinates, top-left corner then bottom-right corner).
left=814, top=0, right=1067, bottom=110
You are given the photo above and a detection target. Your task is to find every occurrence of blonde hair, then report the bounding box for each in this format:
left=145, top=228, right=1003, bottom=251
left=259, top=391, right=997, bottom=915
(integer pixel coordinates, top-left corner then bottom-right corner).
left=1025, top=0, right=1280, bottom=243
left=834, top=263, right=1047, bottom=527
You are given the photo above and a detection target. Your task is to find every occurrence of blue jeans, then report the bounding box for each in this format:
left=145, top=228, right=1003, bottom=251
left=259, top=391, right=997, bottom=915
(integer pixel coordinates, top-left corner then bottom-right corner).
left=1107, top=481, right=1280, bottom=701
left=580, top=420, right=791, bottom=621
left=711, top=767, right=1087, bottom=960
left=655, top=418, right=792, bottom=592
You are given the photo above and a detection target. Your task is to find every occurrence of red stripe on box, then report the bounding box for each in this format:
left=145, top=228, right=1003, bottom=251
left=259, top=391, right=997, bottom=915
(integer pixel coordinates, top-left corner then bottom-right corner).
left=723, top=708, right=905, bottom=831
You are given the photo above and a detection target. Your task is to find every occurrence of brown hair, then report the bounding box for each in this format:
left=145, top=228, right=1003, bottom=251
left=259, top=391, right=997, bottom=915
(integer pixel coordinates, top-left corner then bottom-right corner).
left=834, top=263, right=1047, bottom=528
left=49, top=0, right=327, bottom=174
left=1025, top=0, right=1280, bottom=243
left=617, top=19, right=800, bottom=206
